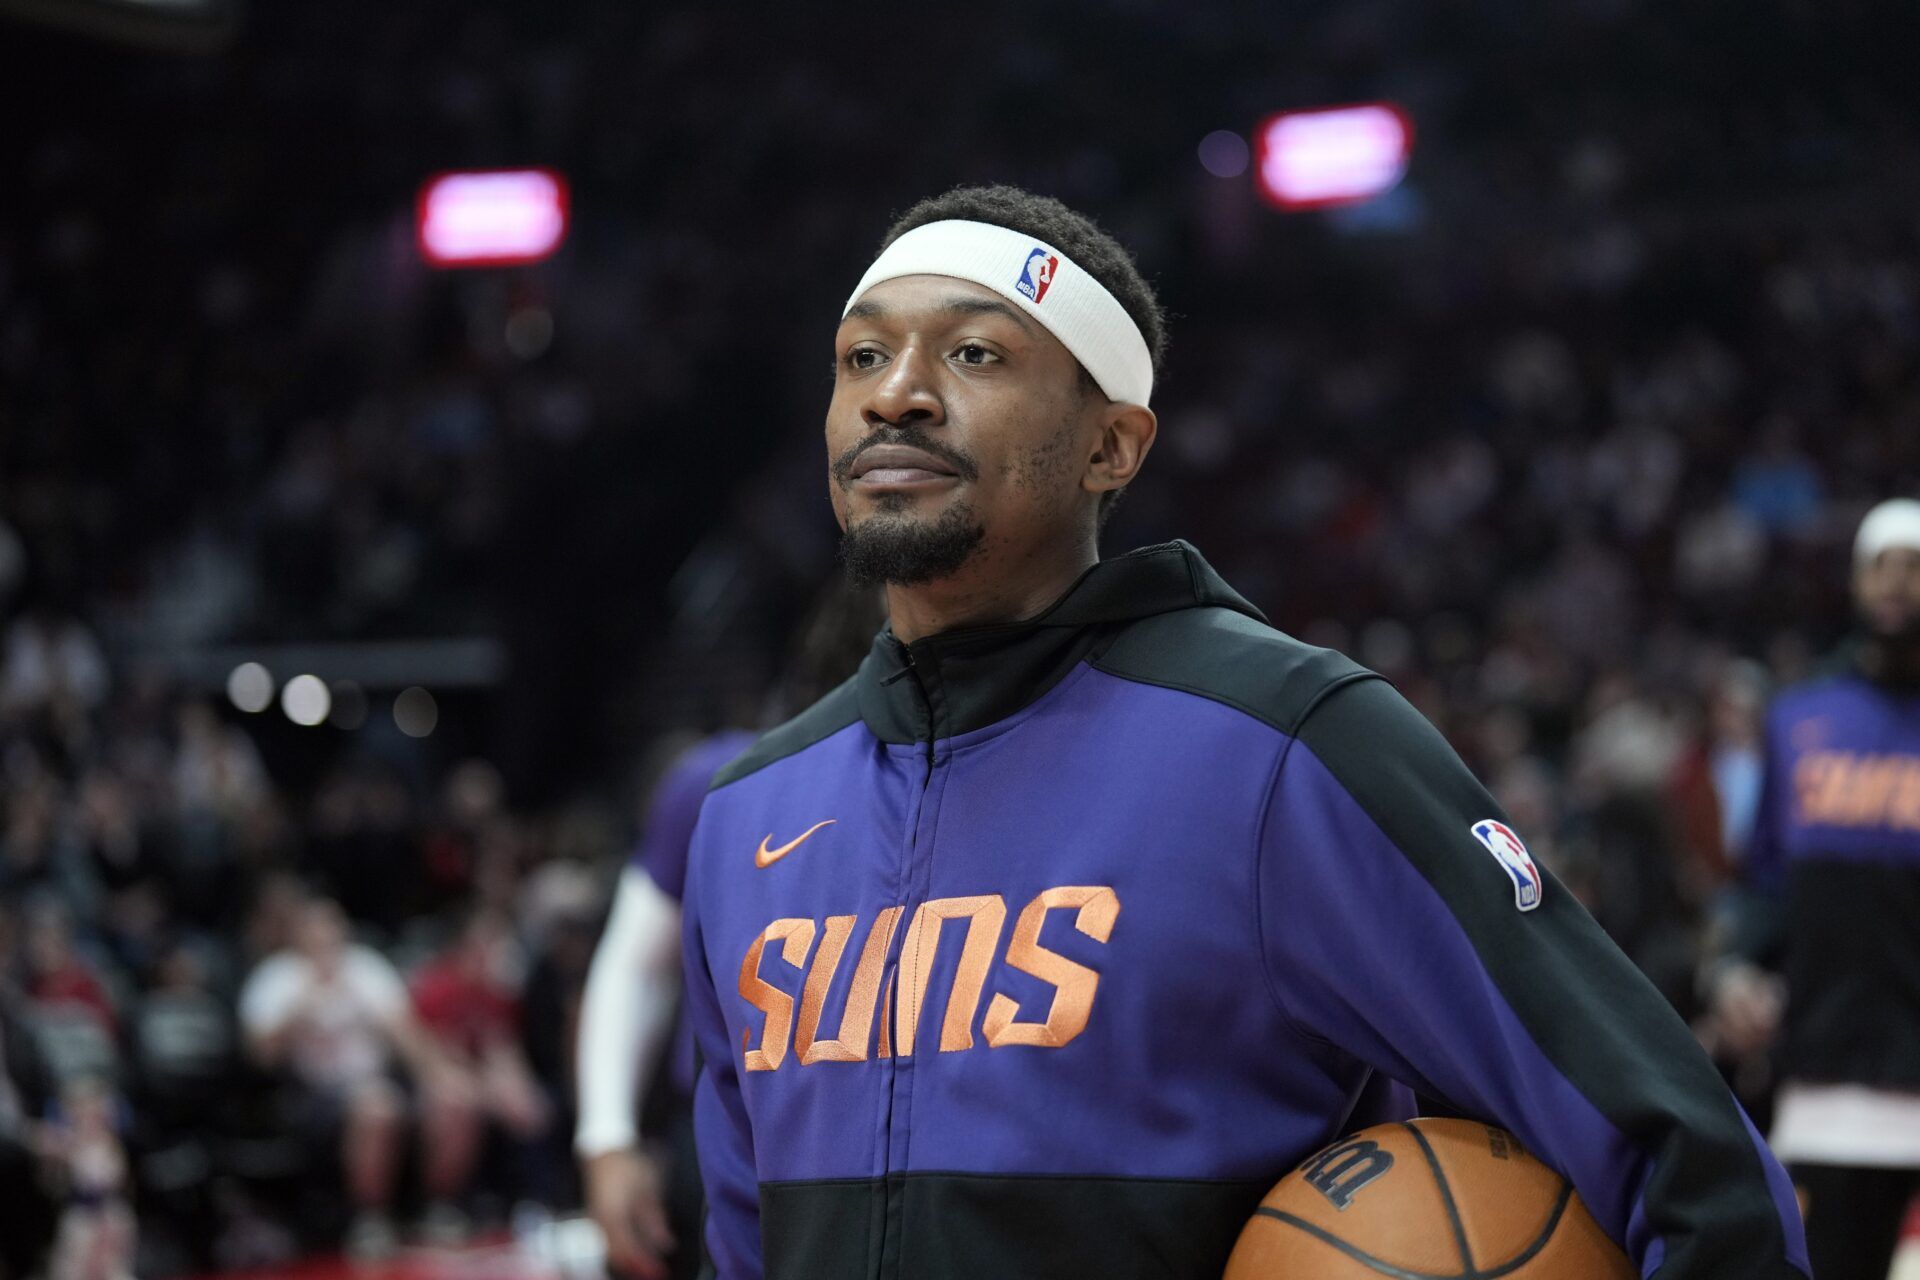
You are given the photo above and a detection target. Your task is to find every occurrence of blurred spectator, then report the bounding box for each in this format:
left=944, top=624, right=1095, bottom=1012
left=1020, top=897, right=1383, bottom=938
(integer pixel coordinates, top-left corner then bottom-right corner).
left=1, top=784, right=101, bottom=926
left=1, top=601, right=109, bottom=717
left=42, top=1074, right=136, bottom=1280
left=1669, top=659, right=1770, bottom=900
left=1733, top=419, right=1826, bottom=538
left=410, top=910, right=552, bottom=1230
left=238, top=898, right=451, bottom=1259
left=130, top=944, right=237, bottom=1131
left=418, top=760, right=510, bottom=909
left=171, top=703, right=268, bottom=821
left=241, top=871, right=310, bottom=968
left=169, top=703, right=271, bottom=928
left=0, top=992, right=61, bottom=1278
left=21, top=905, right=116, bottom=1037
left=520, top=900, right=597, bottom=1158
left=74, top=769, right=157, bottom=899
left=308, top=764, right=421, bottom=937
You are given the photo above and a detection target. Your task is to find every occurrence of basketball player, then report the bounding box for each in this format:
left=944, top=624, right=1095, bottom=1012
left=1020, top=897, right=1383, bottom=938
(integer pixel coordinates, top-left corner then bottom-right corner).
left=579, top=586, right=882, bottom=1277
left=579, top=731, right=751, bottom=1279
left=1709, top=497, right=1920, bottom=1280
left=678, top=185, right=1808, bottom=1278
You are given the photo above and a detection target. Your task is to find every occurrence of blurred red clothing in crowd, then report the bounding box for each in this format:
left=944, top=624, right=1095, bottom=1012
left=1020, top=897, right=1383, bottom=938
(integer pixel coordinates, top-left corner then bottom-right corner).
left=411, top=955, right=518, bottom=1059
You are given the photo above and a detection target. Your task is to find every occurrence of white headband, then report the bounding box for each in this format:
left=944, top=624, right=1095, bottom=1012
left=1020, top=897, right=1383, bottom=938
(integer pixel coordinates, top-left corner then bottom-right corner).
left=843, top=219, right=1154, bottom=407
left=1858, top=498, right=1920, bottom=562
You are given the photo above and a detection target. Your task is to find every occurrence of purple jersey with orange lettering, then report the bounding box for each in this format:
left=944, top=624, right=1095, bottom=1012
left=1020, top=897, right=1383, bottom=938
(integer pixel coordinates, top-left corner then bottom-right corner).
left=1744, top=661, right=1920, bottom=1087
left=682, top=543, right=1807, bottom=1280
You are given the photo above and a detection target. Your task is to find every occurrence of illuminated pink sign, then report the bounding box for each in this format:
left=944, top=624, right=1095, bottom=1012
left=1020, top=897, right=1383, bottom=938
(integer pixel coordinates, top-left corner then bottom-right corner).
left=1255, top=105, right=1413, bottom=210
left=417, top=169, right=570, bottom=267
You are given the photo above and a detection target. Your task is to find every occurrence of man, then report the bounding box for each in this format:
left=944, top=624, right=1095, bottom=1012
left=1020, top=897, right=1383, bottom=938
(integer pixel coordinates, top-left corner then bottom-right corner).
left=1710, top=497, right=1920, bottom=1279
left=679, top=184, right=1808, bottom=1279
left=579, top=731, right=753, bottom=1280
left=410, top=909, right=552, bottom=1235
left=579, top=585, right=885, bottom=1277
left=238, top=896, right=457, bottom=1258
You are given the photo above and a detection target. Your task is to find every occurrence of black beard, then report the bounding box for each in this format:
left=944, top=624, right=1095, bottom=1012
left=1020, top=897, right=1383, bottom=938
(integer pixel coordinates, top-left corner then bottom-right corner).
left=838, top=500, right=986, bottom=587
left=1861, top=620, right=1920, bottom=688
left=1865, top=613, right=1920, bottom=646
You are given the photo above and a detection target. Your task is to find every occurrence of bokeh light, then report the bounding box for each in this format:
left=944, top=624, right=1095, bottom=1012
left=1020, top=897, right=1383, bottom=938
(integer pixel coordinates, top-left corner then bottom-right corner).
left=394, top=686, right=439, bottom=738
left=1255, top=103, right=1413, bottom=209
left=226, top=662, right=274, bottom=713
left=417, top=169, right=569, bottom=268
left=1197, top=129, right=1250, bottom=178
left=505, top=307, right=554, bottom=359
left=280, top=674, right=331, bottom=726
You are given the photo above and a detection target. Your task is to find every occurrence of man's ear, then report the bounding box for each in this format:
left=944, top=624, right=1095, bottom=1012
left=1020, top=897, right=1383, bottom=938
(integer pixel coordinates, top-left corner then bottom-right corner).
left=1084, top=403, right=1158, bottom=498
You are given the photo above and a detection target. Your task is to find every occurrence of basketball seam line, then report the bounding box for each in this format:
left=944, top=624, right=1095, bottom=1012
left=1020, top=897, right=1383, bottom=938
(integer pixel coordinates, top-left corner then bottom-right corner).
left=1477, top=1181, right=1574, bottom=1279
left=1251, top=1209, right=1463, bottom=1280
left=1249, top=1164, right=1576, bottom=1280
left=1401, top=1121, right=1476, bottom=1275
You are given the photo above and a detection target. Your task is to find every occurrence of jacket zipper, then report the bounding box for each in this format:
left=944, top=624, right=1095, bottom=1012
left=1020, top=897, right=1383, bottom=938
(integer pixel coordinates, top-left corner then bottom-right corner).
left=874, top=644, right=939, bottom=1279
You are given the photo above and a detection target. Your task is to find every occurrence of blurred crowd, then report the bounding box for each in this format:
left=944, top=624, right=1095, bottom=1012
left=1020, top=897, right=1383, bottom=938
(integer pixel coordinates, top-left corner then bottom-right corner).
left=0, top=611, right=633, bottom=1275
left=2, top=0, right=1918, bottom=1274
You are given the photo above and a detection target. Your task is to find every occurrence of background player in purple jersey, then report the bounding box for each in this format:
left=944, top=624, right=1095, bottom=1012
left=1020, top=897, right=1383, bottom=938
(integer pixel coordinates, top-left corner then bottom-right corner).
left=1708, top=497, right=1920, bottom=1280
left=578, top=586, right=879, bottom=1277
left=579, top=731, right=753, bottom=1279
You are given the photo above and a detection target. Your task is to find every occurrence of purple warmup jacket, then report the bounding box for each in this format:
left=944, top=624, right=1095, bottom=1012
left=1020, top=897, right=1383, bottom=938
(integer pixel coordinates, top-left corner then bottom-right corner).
left=681, top=541, right=1808, bottom=1280
left=1736, top=651, right=1920, bottom=1088
left=636, top=731, right=760, bottom=905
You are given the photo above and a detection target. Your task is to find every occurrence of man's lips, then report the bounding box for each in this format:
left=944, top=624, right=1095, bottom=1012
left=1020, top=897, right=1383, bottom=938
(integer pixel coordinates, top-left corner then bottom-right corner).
left=848, top=443, right=961, bottom=486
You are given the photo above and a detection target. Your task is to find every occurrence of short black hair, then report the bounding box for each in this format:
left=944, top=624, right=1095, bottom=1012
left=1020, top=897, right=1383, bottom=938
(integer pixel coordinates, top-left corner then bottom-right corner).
left=880, top=185, right=1163, bottom=527
left=879, top=184, right=1167, bottom=384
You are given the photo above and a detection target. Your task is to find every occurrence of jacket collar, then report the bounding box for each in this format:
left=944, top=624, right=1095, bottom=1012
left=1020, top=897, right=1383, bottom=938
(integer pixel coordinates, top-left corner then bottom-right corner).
left=854, top=540, right=1263, bottom=744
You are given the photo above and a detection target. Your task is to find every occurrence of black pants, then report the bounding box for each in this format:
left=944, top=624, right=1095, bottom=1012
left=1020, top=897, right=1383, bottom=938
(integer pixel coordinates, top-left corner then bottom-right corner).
left=1793, top=1162, right=1920, bottom=1280
left=0, top=1138, right=57, bottom=1279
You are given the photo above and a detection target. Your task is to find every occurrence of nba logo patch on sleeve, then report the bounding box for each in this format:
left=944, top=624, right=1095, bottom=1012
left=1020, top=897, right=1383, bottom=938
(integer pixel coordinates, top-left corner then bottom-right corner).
left=1469, top=819, right=1543, bottom=912
left=1015, top=247, right=1058, bottom=303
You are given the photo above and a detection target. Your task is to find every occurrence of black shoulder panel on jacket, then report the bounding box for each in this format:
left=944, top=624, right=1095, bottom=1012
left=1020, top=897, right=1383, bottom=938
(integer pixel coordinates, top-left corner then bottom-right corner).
left=1295, top=677, right=1804, bottom=1278
left=708, top=676, right=863, bottom=792
left=1090, top=605, right=1378, bottom=737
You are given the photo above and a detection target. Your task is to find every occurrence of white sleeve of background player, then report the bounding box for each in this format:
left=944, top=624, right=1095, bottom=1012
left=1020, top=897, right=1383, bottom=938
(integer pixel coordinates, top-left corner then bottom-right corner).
left=575, top=865, right=683, bottom=1158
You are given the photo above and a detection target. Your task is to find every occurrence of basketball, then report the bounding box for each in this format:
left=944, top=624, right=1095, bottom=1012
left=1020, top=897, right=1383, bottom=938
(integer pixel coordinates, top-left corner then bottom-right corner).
left=1223, top=1119, right=1635, bottom=1279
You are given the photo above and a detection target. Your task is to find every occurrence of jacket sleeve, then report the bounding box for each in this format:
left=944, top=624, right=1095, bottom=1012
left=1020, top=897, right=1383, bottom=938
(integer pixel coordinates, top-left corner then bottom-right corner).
left=637, top=734, right=749, bottom=902
left=575, top=866, right=681, bottom=1158
left=1259, top=676, right=1807, bottom=1279
left=682, top=829, right=764, bottom=1280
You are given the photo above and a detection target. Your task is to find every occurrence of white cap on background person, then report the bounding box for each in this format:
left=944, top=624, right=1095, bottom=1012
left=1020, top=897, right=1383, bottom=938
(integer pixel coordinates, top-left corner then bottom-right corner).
left=1857, top=498, right=1920, bottom=563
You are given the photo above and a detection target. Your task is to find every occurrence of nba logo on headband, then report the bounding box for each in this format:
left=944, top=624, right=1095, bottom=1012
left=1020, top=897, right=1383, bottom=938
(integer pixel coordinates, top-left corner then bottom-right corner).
left=1016, top=247, right=1058, bottom=304
left=844, top=220, right=1153, bottom=405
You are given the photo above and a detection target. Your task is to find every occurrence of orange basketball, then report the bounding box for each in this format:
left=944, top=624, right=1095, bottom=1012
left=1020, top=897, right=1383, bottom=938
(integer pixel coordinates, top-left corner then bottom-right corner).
left=1223, top=1119, right=1634, bottom=1279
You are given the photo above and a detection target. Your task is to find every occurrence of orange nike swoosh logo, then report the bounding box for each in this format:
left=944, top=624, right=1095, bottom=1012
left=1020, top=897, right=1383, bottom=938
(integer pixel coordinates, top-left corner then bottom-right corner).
left=755, top=819, right=836, bottom=869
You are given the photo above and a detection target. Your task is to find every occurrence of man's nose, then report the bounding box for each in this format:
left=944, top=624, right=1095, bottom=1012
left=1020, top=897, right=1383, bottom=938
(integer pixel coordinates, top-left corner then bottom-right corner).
left=862, top=345, right=944, bottom=429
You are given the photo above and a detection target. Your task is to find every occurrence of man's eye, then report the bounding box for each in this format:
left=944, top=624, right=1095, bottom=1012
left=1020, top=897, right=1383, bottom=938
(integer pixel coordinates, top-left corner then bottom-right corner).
left=954, top=343, right=998, bottom=366
left=847, top=348, right=885, bottom=370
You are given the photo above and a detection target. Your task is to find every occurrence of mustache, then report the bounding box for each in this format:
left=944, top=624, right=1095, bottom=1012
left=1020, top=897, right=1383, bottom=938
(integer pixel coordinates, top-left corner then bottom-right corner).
left=831, top=426, right=980, bottom=486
